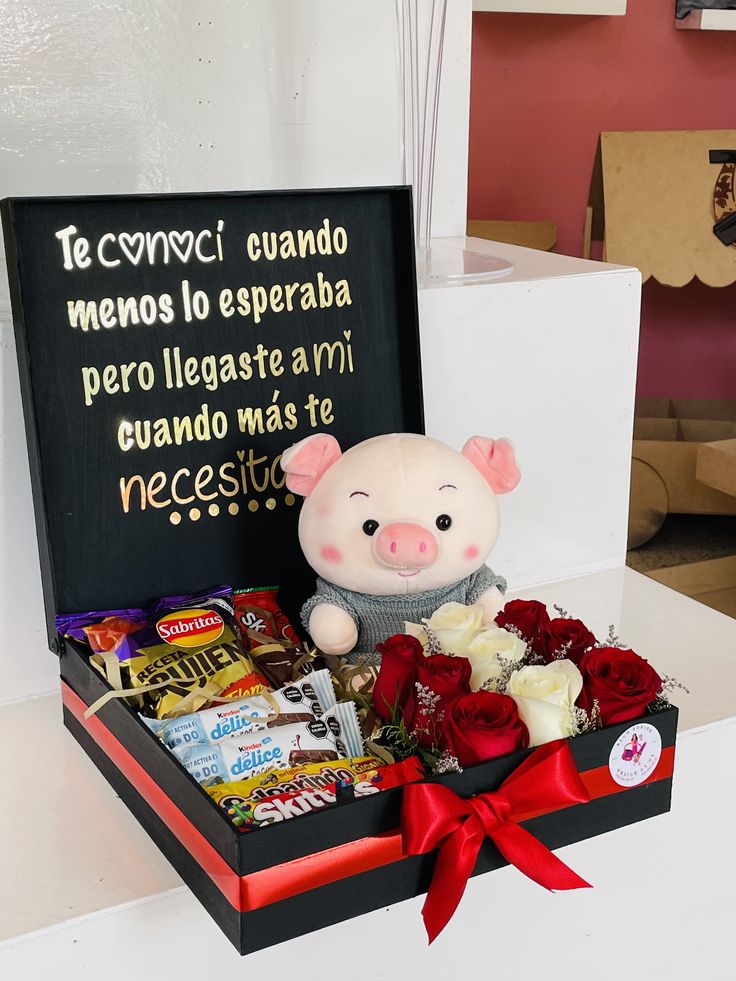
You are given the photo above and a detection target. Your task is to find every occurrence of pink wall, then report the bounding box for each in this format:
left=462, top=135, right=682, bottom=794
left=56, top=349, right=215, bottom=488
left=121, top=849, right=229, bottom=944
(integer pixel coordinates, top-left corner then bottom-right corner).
left=468, top=2, right=736, bottom=400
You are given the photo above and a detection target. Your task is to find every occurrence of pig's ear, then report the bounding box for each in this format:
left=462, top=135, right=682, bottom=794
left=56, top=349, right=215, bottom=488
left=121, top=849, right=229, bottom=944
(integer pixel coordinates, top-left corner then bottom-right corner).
left=280, top=434, right=343, bottom=496
left=461, top=436, right=520, bottom=494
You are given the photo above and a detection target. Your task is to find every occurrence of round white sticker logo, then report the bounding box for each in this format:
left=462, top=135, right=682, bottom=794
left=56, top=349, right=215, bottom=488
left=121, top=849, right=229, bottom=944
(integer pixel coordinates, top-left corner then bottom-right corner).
left=608, top=723, right=662, bottom=787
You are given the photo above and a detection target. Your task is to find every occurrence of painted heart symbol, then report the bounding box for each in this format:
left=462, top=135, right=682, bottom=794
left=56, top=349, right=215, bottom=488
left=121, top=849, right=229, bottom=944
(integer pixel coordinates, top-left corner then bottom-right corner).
left=119, top=232, right=145, bottom=265
left=169, top=230, right=194, bottom=263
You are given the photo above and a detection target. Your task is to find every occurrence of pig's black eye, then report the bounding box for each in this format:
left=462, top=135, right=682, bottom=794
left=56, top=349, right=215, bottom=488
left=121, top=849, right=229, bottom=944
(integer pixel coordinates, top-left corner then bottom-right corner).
left=436, top=514, right=452, bottom=531
left=362, top=519, right=379, bottom=536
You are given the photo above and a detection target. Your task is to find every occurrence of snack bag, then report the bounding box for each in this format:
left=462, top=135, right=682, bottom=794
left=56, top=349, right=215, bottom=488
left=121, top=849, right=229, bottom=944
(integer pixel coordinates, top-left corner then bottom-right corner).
left=129, top=588, right=268, bottom=719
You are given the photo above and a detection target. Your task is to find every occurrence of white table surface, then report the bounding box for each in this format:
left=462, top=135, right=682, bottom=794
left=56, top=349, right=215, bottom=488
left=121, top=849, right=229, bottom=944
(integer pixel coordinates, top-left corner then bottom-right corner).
left=1, top=567, right=734, bottom=977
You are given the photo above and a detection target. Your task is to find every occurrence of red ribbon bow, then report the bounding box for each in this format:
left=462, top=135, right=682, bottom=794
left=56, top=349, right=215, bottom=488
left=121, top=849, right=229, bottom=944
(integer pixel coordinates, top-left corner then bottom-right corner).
left=402, top=740, right=592, bottom=942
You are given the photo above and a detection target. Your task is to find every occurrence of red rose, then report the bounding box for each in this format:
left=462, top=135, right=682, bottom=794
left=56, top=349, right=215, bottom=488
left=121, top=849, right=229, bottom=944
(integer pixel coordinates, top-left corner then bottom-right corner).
left=373, top=634, right=425, bottom=721
left=495, top=599, right=551, bottom=654
left=578, top=647, right=662, bottom=726
left=406, top=653, right=472, bottom=744
left=540, top=618, right=596, bottom=665
left=440, top=691, right=529, bottom=767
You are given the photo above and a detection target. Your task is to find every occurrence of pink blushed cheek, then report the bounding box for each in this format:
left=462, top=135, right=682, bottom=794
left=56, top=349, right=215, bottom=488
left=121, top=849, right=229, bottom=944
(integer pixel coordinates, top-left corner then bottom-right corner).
left=464, top=545, right=480, bottom=561
left=320, top=544, right=343, bottom=564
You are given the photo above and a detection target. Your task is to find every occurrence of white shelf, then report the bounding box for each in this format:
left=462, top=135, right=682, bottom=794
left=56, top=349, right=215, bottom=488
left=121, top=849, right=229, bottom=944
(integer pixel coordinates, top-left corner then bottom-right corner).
left=473, top=0, right=626, bottom=14
left=676, top=9, right=736, bottom=29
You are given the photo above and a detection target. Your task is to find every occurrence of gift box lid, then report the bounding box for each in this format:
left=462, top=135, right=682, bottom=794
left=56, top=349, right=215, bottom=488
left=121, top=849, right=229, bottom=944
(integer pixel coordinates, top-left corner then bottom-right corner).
left=2, top=188, right=423, bottom=649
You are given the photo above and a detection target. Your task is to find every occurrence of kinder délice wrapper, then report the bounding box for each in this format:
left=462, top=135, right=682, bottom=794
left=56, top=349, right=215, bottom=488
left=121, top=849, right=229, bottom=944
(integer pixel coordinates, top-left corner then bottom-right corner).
left=173, top=702, right=364, bottom=785
left=142, top=669, right=335, bottom=749
left=207, top=756, right=426, bottom=829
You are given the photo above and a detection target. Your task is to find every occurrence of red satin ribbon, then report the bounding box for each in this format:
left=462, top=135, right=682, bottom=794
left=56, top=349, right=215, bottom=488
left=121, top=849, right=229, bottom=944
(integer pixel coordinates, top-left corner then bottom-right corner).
left=402, top=740, right=593, bottom=943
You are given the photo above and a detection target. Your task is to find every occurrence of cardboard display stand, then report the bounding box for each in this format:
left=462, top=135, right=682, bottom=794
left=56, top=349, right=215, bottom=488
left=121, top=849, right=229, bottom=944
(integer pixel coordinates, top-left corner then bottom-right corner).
left=585, top=130, right=736, bottom=286
left=4, top=189, right=676, bottom=953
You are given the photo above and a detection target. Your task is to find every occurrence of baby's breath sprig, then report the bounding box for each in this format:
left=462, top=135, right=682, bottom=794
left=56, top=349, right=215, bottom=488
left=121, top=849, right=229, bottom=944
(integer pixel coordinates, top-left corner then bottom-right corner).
left=553, top=604, right=571, bottom=619
left=574, top=699, right=602, bottom=733
left=660, top=673, right=690, bottom=696
left=495, top=650, right=527, bottom=693
left=432, top=751, right=463, bottom=775
left=551, top=639, right=574, bottom=660
left=479, top=645, right=535, bottom=695
left=594, top=625, right=626, bottom=649
left=422, top=623, right=444, bottom=655
left=414, top=681, right=442, bottom=715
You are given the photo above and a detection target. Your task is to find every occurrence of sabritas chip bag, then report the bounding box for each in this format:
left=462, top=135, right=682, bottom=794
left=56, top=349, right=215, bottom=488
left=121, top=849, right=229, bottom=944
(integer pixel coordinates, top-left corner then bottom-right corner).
left=128, top=589, right=268, bottom=719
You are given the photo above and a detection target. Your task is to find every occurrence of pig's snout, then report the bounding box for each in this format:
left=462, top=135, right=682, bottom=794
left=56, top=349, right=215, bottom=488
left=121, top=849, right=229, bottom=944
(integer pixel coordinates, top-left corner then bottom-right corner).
left=374, top=522, right=439, bottom=569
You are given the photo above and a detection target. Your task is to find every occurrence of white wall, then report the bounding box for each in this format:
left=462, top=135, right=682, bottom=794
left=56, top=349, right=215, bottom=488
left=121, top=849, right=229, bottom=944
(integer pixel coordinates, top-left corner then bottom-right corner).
left=0, top=0, right=472, bottom=702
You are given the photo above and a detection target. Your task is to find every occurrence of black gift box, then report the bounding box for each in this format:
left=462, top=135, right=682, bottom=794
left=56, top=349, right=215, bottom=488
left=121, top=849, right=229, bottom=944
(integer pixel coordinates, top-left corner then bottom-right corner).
left=3, top=188, right=677, bottom=954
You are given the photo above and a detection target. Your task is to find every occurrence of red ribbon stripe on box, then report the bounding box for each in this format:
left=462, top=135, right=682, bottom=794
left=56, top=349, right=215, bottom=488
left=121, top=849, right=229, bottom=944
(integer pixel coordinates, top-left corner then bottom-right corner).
left=61, top=682, right=674, bottom=921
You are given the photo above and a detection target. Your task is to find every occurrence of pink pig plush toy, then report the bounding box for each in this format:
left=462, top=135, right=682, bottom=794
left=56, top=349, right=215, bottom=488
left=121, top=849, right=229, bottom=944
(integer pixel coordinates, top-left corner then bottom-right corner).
left=280, top=433, right=520, bottom=662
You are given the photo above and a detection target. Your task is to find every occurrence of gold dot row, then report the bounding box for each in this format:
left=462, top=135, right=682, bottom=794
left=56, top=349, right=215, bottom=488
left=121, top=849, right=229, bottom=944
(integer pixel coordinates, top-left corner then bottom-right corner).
left=169, top=493, right=296, bottom=524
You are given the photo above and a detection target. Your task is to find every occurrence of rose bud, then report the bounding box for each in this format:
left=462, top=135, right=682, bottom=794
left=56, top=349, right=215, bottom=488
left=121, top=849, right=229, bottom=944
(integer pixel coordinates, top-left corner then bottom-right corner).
left=373, top=634, right=425, bottom=721
left=441, top=691, right=529, bottom=767
left=495, top=599, right=551, bottom=655
left=406, top=653, right=472, bottom=745
left=540, top=618, right=596, bottom=665
left=578, top=647, right=662, bottom=726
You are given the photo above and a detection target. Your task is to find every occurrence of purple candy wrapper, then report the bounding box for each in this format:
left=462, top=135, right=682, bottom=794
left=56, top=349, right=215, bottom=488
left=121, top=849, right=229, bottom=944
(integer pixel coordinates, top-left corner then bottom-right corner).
left=56, top=586, right=234, bottom=661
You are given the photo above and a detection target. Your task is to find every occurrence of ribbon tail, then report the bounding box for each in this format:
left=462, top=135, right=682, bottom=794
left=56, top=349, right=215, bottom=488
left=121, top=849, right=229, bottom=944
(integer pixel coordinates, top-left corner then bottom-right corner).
left=421, top=822, right=484, bottom=944
left=491, top=820, right=591, bottom=892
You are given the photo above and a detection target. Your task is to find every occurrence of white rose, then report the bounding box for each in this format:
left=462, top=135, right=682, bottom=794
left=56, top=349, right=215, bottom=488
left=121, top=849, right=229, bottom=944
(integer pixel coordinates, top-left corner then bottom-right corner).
left=506, top=660, right=583, bottom=747
left=465, top=627, right=527, bottom=691
left=403, top=621, right=428, bottom=647
left=423, top=602, right=485, bottom=654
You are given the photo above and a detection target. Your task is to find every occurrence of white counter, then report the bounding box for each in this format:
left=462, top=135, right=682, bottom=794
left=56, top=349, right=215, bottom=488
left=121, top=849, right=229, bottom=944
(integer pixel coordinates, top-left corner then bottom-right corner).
left=2, top=567, right=733, bottom=978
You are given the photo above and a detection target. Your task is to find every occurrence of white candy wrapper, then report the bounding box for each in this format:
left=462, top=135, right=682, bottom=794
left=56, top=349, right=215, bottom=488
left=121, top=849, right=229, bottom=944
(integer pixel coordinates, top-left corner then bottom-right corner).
left=142, top=669, right=335, bottom=749
left=172, top=701, right=364, bottom=785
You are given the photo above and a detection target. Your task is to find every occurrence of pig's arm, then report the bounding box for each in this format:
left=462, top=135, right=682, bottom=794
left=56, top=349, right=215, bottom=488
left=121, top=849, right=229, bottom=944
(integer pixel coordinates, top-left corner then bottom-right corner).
left=464, top=565, right=508, bottom=624
left=301, top=581, right=360, bottom=656
left=474, top=585, right=505, bottom=624
left=307, top=603, right=359, bottom=656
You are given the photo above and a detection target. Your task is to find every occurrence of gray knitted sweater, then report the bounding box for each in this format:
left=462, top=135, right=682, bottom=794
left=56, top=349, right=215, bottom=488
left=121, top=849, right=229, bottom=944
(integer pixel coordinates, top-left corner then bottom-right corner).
left=301, top=565, right=506, bottom=664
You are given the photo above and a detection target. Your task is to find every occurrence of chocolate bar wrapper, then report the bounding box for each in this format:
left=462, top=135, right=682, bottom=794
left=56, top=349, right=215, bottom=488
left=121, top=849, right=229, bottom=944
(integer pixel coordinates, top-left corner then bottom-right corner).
left=56, top=609, right=147, bottom=664
left=142, top=669, right=335, bottom=749
left=207, top=756, right=425, bottom=829
left=245, top=632, right=320, bottom=689
left=233, top=586, right=302, bottom=646
left=211, top=756, right=385, bottom=801
left=173, top=702, right=363, bottom=785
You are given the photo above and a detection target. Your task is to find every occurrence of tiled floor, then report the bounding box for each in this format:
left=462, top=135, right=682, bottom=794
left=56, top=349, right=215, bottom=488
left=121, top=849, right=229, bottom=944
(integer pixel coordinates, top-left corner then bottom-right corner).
left=627, top=514, right=736, bottom=573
